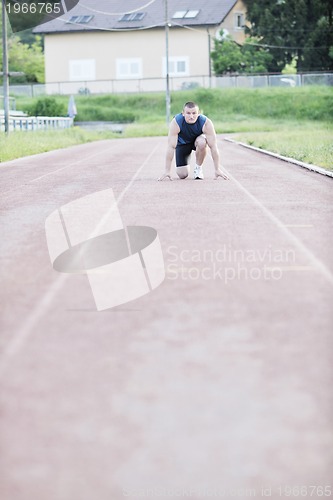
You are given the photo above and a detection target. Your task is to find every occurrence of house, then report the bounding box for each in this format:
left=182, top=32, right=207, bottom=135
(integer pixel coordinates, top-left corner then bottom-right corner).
left=33, top=0, right=249, bottom=93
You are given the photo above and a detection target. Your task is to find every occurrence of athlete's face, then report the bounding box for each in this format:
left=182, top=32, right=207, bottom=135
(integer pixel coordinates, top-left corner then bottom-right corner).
left=183, top=106, right=199, bottom=124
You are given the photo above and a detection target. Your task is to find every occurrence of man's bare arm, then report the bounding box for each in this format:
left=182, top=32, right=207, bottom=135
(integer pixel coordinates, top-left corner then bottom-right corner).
left=158, top=119, right=180, bottom=181
left=203, top=119, right=229, bottom=180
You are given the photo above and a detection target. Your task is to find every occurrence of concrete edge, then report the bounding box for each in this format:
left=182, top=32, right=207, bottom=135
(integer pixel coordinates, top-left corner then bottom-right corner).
left=224, top=137, right=333, bottom=179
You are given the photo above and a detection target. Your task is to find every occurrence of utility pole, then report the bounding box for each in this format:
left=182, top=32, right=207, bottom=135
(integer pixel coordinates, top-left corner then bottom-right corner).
left=207, top=29, right=212, bottom=88
left=164, top=0, right=170, bottom=125
left=1, top=0, right=9, bottom=134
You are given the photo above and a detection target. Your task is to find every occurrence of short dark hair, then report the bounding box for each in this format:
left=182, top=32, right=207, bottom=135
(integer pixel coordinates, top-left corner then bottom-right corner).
left=183, top=101, right=198, bottom=110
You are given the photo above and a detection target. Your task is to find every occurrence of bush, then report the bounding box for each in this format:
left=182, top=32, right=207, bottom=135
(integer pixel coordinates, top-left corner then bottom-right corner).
left=24, top=97, right=66, bottom=117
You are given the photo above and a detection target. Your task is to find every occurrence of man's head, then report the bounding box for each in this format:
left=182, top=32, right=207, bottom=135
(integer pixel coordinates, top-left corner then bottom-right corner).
left=182, top=102, right=200, bottom=124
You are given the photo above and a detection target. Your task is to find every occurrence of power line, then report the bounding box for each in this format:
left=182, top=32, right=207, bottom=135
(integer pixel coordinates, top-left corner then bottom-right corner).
left=166, top=23, right=331, bottom=51
left=243, top=41, right=331, bottom=50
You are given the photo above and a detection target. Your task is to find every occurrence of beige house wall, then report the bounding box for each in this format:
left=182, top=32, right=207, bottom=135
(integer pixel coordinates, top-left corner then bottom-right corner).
left=43, top=0, right=248, bottom=84
left=221, top=0, right=249, bottom=44
left=44, top=28, right=211, bottom=83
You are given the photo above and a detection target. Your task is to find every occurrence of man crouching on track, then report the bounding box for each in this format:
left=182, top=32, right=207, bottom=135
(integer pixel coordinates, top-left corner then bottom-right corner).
left=158, top=101, right=229, bottom=181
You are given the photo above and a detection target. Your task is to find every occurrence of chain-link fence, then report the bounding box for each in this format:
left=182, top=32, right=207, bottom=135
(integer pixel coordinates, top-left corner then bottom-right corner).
left=5, top=73, right=333, bottom=97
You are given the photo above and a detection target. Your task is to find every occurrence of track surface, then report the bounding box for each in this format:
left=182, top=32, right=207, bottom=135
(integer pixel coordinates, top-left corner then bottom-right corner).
left=1, top=136, right=332, bottom=499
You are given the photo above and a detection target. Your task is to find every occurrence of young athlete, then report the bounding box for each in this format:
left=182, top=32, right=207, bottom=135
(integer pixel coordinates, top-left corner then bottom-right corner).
left=158, top=101, right=229, bottom=181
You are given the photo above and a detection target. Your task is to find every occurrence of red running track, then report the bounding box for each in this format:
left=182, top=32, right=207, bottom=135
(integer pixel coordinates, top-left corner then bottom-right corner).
left=0, top=136, right=332, bottom=499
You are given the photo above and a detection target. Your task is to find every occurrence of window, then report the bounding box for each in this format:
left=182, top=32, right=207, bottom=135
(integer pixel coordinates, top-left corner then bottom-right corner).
left=234, top=13, right=245, bottom=29
left=172, top=11, right=187, bottom=19
left=119, top=12, right=145, bottom=21
left=116, top=58, right=142, bottom=79
left=172, top=10, right=199, bottom=19
left=67, top=15, right=79, bottom=23
left=80, top=16, right=94, bottom=23
left=69, top=59, right=96, bottom=81
left=67, top=15, right=94, bottom=24
left=185, top=10, right=200, bottom=18
left=163, top=57, right=189, bottom=77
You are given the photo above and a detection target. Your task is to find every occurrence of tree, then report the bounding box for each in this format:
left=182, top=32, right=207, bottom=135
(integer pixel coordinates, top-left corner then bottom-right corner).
left=211, top=35, right=273, bottom=75
left=242, top=38, right=274, bottom=73
left=211, top=37, right=244, bottom=74
left=8, top=35, right=45, bottom=82
left=243, top=0, right=333, bottom=72
left=0, top=4, right=45, bottom=83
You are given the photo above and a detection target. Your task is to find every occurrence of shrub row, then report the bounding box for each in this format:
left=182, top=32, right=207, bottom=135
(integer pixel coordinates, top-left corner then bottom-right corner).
left=19, top=86, right=333, bottom=123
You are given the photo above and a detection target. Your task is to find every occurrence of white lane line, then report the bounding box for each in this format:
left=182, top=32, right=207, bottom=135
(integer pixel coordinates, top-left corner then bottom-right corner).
left=222, top=165, right=333, bottom=286
left=0, top=144, right=117, bottom=197
left=284, top=224, right=313, bottom=228
left=0, top=274, right=69, bottom=379
left=266, top=266, right=315, bottom=272
left=0, top=142, right=162, bottom=379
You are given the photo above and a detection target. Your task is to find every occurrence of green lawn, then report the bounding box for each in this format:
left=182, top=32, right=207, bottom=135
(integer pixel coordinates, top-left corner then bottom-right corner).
left=228, top=120, right=333, bottom=170
left=1, top=87, right=332, bottom=169
left=0, top=127, right=119, bottom=163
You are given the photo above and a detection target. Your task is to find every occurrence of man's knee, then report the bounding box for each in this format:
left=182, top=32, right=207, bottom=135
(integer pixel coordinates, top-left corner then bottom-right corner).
left=177, top=166, right=189, bottom=179
left=195, top=135, right=207, bottom=151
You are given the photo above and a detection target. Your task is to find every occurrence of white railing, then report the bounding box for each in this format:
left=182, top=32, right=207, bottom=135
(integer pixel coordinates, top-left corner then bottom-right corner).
left=0, top=115, right=74, bottom=132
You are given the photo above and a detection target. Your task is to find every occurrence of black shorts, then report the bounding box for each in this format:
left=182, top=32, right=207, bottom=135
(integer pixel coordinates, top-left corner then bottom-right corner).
left=175, top=143, right=196, bottom=167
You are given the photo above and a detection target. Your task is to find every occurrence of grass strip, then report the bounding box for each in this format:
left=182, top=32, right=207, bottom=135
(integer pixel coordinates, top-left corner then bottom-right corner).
left=0, top=127, right=119, bottom=162
left=2, top=87, right=332, bottom=168
left=231, top=121, right=333, bottom=170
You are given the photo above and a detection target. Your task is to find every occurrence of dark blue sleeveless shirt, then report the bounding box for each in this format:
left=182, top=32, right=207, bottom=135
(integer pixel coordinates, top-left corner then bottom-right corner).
left=175, top=113, right=207, bottom=146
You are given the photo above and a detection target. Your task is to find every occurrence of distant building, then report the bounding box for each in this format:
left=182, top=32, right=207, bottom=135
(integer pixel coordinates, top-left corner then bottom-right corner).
left=34, top=0, right=249, bottom=93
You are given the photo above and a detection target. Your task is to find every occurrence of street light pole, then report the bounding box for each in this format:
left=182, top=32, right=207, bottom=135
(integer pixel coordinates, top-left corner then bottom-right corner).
left=1, top=0, right=9, bottom=134
left=165, top=0, right=170, bottom=125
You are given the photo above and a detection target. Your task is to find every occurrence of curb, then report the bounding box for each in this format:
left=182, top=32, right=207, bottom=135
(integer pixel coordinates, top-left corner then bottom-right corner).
left=224, top=137, right=333, bottom=178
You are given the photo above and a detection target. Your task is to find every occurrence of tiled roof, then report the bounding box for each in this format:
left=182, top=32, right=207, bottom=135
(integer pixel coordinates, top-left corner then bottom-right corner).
left=34, top=0, right=238, bottom=33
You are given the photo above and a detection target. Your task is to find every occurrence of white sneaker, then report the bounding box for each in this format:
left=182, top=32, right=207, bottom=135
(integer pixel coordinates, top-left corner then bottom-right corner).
left=193, top=165, right=204, bottom=180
